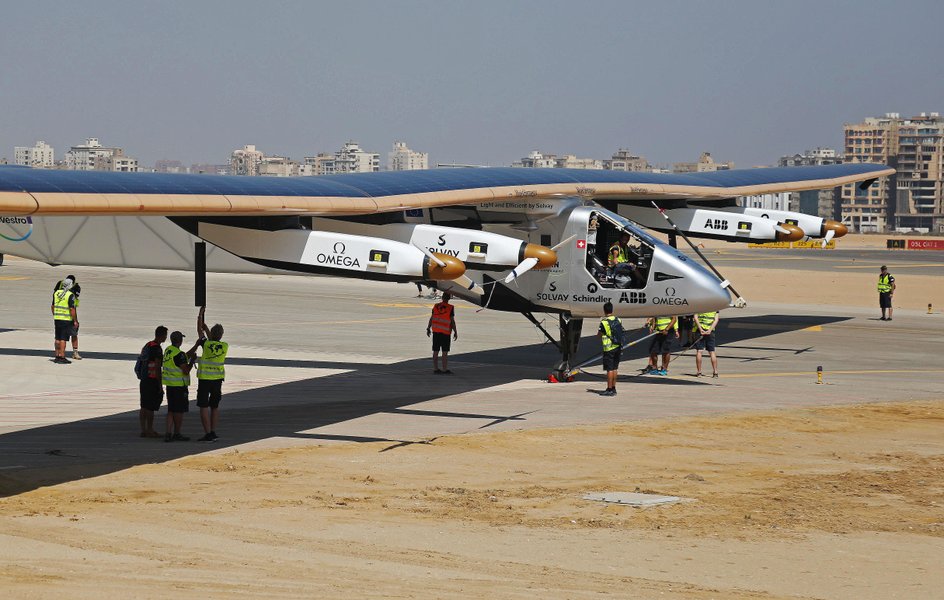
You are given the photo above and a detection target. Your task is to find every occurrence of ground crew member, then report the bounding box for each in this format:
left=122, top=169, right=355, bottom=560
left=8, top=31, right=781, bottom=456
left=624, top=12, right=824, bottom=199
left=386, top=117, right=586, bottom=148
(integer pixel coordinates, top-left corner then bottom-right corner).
left=646, top=316, right=678, bottom=376
left=597, top=301, right=622, bottom=396
left=162, top=330, right=200, bottom=442
left=51, top=277, right=78, bottom=364
left=195, top=306, right=228, bottom=442
left=608, top=231, right=633, bottom=267
left=427, top=292, right=458, bottom=374
left=878, top=265, right=896, bottom=321
left=693, top=311, right=719, bottom=378
left=54, top=275, right=82, bottom=359
left=139, top=326, right=167, bottom=438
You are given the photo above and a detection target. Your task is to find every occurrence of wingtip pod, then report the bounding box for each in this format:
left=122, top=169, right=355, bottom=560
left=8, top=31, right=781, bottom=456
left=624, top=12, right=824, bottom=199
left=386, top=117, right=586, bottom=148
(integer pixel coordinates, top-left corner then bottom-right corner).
left=0, top=192, right=37, bottom=216
left=775, top=223, right=804, bottom=242
left=522, top=243, right=557, bottom=270
left=426, top=253, right=466, bottom=280
left=822, top=220, right=848, bottom=239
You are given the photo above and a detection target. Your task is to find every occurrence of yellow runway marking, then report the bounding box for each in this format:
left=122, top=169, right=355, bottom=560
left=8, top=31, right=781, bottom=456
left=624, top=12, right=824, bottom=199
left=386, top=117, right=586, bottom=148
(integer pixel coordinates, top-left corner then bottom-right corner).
left=0, top=276, right=30, bottom=281
left=721, top=369, right=944, bottom=379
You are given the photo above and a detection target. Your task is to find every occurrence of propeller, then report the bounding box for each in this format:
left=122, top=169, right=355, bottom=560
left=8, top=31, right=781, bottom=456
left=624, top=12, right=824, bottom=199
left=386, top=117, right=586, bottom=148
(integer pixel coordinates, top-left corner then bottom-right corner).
left=821, top=228, right=836, bottom=248
left=502, top=236, right=569, bottom=284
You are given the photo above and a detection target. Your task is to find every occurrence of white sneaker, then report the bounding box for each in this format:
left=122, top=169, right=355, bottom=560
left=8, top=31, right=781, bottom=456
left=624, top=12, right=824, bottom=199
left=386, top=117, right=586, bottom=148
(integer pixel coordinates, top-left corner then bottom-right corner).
left=72, top=350, right=82, bottom=360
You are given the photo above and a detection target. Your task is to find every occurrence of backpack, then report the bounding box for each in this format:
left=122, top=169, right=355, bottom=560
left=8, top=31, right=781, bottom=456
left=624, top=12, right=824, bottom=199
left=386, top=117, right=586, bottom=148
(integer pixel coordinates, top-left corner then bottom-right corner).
left=134, top=343, right=152, bottom=380
left=607, top=317, right=627, bottom=347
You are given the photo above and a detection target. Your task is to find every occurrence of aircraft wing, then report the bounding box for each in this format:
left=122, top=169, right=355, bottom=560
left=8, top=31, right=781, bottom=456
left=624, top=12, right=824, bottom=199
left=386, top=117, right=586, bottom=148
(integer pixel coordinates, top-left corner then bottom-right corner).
left=0, top=163, right=893, bottom=217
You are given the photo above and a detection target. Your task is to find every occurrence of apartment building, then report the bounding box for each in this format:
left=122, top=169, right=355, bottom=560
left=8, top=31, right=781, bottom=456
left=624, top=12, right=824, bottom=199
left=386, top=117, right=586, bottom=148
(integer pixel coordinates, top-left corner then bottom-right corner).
left=231, top=144, right=265, bottom=176
left=388, top=141, right=428, bottom=171
left=65, top=138, right=137, bottom=171
left=14, top=140, right=55, bottom=168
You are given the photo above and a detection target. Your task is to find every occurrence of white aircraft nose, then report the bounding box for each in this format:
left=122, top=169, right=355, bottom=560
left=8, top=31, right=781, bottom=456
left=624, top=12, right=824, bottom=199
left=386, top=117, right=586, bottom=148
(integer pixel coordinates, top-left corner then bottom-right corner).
left=649, top=246, right=732, bottom=313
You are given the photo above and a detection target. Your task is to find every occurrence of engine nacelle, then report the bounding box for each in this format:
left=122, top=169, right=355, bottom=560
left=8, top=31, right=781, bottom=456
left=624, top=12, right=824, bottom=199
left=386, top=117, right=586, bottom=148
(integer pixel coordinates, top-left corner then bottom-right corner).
left=719, top=207, right=847, bottom=240
left=197, top=222, right=465, bottom=281
left=312, top=219, right=557, bottom=271
left=616, top=205, right=804, bottom=242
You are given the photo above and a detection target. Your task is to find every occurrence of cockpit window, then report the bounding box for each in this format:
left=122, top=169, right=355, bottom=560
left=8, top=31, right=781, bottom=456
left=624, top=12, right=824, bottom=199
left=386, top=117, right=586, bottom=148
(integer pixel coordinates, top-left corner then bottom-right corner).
left=586, top=211, right=654, bottom=290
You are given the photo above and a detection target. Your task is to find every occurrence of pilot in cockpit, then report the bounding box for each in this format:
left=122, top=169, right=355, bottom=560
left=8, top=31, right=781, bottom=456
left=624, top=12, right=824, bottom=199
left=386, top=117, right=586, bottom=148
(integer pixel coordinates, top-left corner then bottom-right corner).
left=609, top=231, right=644, bottom=289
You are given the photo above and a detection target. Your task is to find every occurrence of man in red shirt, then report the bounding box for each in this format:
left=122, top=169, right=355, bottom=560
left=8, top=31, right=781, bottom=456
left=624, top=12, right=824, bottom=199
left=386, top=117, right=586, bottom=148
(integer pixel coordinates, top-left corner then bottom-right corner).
left=426, top=292, right=458, bottom=374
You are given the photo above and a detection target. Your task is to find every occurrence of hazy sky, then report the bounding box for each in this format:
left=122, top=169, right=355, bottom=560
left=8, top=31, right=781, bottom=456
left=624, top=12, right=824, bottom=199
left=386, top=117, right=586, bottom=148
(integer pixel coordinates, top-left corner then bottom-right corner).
left=2, top=1, right=943, bottom=168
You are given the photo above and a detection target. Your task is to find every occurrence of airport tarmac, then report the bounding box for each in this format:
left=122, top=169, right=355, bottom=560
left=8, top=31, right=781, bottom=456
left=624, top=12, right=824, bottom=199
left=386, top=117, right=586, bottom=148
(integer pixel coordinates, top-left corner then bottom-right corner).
left=1, top=255, right=943, bottom=599
left=0, top=255, right=941, bottom=492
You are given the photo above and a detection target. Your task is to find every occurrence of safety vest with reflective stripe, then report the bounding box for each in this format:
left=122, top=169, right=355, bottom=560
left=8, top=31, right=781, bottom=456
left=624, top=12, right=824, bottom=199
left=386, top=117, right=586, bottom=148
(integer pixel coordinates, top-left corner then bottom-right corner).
left=694, top=312, right=718, bottom=332
left=162, top=346, right=190, bottom=387
left=197, top=340, right=229, bottom=380
left=53, top=290, right=73, bottom=321
left=600, top=316, right=622, bottom=352
left=654, top=316, right=676, bottom=333
left=877, top=273, right=893, bottom=293
left=608, top=242, right=631, bottom=266
left=430, top=302, right=453, bottom=335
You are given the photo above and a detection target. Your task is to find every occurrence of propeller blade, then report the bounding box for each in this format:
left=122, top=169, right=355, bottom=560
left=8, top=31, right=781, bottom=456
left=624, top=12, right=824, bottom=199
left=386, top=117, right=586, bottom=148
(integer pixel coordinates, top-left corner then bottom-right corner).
left=448, top=274, right=484, bottom=295
left=822, top=228, right=836, bottom=248
left=504, top=257, right=539, bottom=283
left=411, top=241, right=446, bottom=267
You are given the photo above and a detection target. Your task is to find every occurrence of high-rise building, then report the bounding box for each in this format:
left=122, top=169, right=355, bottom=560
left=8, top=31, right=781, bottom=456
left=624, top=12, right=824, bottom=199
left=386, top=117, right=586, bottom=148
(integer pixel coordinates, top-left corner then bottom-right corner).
left=894, top=113, right=944, bottom=233
left=388, top=141, right=428, bottom=171
left=841, top=115, right=899, bottom=232
left=14, top=140, right=55, bottom=168
left=231, top=144, right=265, bottom=176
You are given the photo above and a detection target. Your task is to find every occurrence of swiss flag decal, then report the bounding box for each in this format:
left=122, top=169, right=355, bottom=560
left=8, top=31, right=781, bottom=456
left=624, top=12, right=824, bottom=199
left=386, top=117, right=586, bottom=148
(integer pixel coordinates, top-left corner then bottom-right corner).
left=576, top=239, right=586, bottom=249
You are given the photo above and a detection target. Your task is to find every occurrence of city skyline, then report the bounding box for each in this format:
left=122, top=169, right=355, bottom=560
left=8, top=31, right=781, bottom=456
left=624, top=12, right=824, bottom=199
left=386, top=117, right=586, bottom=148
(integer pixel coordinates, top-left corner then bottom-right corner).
left=3, top=1, right=942, bottom=168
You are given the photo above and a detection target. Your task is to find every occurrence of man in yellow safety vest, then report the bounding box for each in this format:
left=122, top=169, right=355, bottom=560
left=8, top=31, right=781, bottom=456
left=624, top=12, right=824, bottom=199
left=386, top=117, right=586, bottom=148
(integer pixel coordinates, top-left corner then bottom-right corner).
left=51, top=277, right=78, bottom=364
left=162, top=330, right=200, bottom=442
left=596, top=301, right=623, bottom=396
left=693, top=311, right=720, bottom=378
left=878, top=265, right=896, bottom=321
left=195, top=306, right=229, bottom=442
left=646, top=316, right=678, bottom=376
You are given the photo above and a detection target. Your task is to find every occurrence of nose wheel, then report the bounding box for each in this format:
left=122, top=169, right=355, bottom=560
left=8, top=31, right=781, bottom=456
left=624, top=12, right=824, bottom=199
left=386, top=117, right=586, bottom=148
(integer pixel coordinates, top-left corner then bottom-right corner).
left=521, top=311, right=583, bottom=382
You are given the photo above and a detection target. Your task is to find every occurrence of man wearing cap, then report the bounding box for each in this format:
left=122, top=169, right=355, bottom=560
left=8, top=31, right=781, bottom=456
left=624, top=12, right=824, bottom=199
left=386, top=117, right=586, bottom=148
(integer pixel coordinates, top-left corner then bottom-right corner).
left=162, top=330, right=201, bottom=442
left=195, top=306, right=229, bottom=442
left=54, top=275, right=83, bottom=360
left=878, top=265, right=896, bottom=321
left=51, top=276, right=78, bottom=364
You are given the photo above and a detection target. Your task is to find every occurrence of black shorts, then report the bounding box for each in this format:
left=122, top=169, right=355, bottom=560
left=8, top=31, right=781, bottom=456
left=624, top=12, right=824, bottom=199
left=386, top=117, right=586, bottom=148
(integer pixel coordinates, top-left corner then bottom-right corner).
left=196, top=379, right=224, bottom=408
left=649, top=333, right=674, bottom=355
left=694, top=332, right=716, bottom=352
left=166, top=386, right=190, bottom=413
left=54, top=320, right=73, bottom=341
left=602, top=349, right=622, bottom=372
left=879, top=292, right=892, bottom=309
left=432, top=332, right=451, bottom=353
left=139, top=379, right=163, bottom=412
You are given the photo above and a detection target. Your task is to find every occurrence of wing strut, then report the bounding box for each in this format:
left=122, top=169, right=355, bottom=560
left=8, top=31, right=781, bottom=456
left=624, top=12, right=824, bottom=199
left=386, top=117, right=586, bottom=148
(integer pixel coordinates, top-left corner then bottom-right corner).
left=651, top=201, right=748, bottom=308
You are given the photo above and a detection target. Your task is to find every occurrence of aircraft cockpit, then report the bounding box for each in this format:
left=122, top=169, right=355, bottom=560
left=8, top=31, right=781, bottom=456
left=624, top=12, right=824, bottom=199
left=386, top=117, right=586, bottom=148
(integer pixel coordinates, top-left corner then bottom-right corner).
left=585, top=210, right=654, bottom=289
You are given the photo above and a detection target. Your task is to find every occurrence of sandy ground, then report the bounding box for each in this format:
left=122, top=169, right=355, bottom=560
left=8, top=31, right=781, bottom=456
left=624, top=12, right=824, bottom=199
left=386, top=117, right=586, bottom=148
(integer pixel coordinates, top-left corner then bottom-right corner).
left=1, top=400, right=942, bottom=599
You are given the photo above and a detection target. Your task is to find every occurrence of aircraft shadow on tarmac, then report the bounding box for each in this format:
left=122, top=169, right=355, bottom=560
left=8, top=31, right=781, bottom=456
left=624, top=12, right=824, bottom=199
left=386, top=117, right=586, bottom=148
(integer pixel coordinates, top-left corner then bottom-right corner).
left=0, top=314, right=849, bottom=497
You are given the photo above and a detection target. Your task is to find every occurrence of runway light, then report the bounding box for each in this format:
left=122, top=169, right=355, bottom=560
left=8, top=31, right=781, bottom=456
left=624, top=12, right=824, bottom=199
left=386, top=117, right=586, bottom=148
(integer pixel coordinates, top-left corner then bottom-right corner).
left=929, top=304, right=933, bottom=314
left=816, top=365, right=823, bottom=385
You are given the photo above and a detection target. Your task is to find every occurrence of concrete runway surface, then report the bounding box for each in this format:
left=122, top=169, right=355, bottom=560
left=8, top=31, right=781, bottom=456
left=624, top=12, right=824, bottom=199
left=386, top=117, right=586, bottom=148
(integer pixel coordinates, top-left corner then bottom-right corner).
left=0, top=255, right=942, bottom=497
